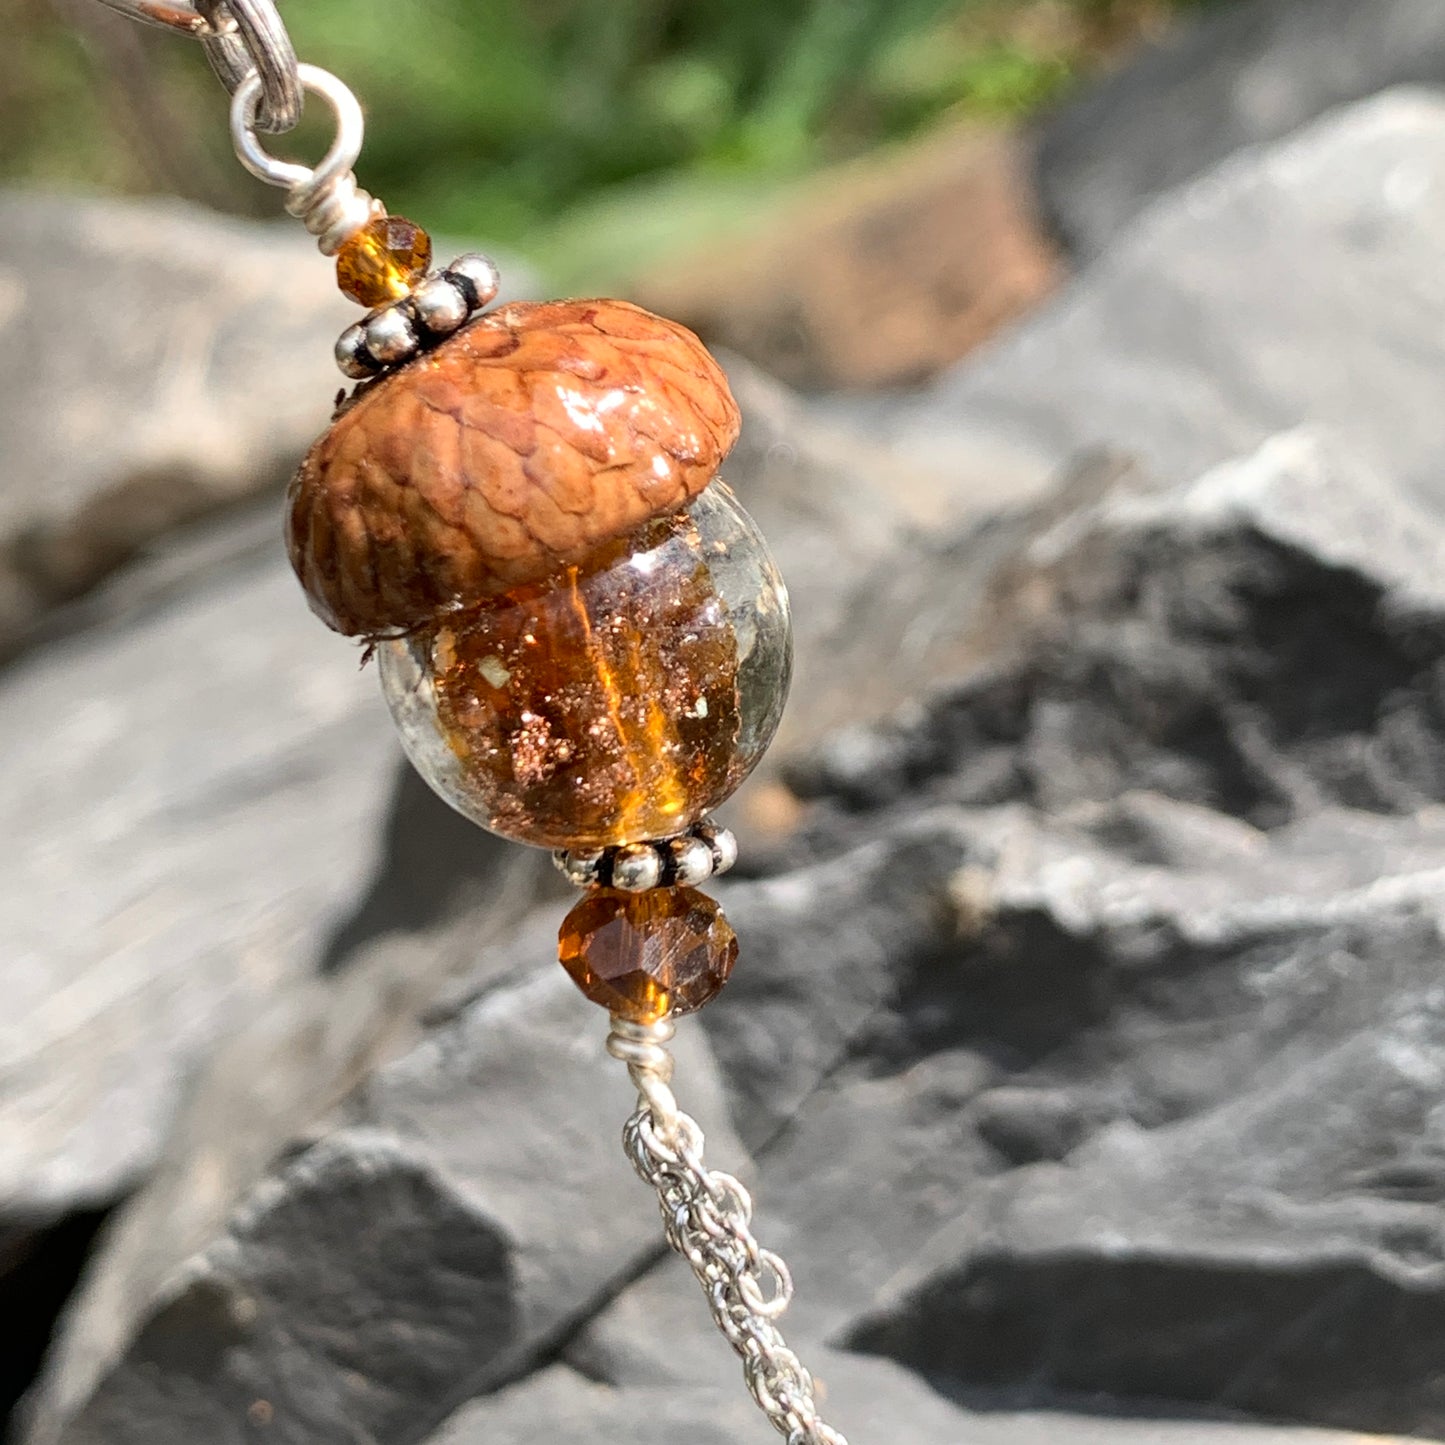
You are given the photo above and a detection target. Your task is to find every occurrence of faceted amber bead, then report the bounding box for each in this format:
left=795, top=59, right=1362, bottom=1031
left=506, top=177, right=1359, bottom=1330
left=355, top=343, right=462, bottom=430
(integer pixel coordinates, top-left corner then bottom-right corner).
left=335, top=215, right=432, bottom=305
left=558, top=887, right=738, bottom=1022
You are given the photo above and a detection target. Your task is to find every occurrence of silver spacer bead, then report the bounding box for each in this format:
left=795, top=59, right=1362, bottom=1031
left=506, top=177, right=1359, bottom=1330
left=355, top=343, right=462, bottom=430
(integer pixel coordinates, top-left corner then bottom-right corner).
left=553, top=848, right=604, bottom=888
left=612, top=842, right=664, bottom=893
left=554, top=819, right=739, bottom=891
left=695, top=819, right=739, bottom=877
left=668, top=835, right=716, bottom=888
left=444, top=253, right=502, bottom=311
left=411, top=274, right=471, bottom=336
left=334, top=320, right=379, bottom=380
left=364, top=306, right=419, bottom=367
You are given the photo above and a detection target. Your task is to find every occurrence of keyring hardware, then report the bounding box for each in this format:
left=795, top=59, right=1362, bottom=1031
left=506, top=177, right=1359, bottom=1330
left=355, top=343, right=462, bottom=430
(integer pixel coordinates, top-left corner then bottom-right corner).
left=92, top=0, right=302, bottom=133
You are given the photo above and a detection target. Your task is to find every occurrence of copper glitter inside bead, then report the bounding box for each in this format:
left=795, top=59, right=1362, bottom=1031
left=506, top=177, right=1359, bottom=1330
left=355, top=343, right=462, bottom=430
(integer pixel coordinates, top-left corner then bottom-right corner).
left=559, top=886, right=738, bottom=1022
left=294, top=294, right=787, bottom=852
left=377, top=483, right=791, bottom=850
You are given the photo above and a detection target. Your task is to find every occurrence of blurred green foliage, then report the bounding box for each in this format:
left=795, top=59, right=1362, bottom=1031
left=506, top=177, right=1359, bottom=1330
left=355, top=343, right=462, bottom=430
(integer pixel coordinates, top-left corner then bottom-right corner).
left=0, top=0, right=1222, bottom=286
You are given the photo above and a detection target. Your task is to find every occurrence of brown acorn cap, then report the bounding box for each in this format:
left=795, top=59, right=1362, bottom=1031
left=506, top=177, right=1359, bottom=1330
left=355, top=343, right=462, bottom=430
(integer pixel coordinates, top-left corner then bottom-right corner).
left=287, top=298, right=741, bottom=638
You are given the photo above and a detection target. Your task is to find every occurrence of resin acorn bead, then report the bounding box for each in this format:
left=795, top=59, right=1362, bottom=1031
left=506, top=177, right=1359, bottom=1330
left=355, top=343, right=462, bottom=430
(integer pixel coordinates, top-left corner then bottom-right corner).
left=287, top=297, right=791, bottom=850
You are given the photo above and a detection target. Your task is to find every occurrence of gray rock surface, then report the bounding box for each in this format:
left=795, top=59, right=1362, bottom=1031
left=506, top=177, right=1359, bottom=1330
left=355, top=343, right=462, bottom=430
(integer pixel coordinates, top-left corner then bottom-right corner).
left=435, top=1363, right=1424, bottom=1445
left=0, top=193, right=535, bottom=661
left=0, top=194, right=349, bottom=656
left=850, top=90, right=1445, bottom=519
left=17, top=82, right=1445, bottom=1445
left=27, top=972, right=741, bottom=1445
left=0, top=193, right=959, bottom=1438
left=1036, top=0, right=1445, bottom=257
left=566, top=430, right=1445, bottom=1440
left=1, top=508, right=400, bottom=1218
left=34, top=418, right=1445, bottom=1443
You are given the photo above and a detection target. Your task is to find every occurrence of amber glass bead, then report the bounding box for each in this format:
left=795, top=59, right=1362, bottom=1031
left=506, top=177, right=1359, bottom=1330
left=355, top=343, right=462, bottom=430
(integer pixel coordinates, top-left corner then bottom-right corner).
left=378, top=483, right=792, bottom=850
left=559, top=887, right=737, bottom=1022
left=335, top=215, right=433, bottom=306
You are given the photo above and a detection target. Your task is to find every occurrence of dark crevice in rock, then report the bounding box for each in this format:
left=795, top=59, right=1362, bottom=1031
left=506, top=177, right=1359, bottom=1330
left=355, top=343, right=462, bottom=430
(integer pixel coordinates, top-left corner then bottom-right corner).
left=795, top=521, right=1445, bottom=831
left=844, top=1249, right=1445, bottom=1436
left=317, top=765, right=553, bottom=979
left=0, top=1209, right=114, bottom=1440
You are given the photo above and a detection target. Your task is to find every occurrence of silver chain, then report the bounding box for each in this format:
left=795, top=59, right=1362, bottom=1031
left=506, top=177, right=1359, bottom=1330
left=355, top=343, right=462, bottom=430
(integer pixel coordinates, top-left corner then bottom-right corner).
left=609, top=1019, right=850, bottom=1445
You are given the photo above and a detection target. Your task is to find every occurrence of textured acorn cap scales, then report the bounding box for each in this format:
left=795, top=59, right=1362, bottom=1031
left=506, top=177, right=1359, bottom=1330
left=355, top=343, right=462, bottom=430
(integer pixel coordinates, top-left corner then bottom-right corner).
left=287, top=298, right=741, bottom=637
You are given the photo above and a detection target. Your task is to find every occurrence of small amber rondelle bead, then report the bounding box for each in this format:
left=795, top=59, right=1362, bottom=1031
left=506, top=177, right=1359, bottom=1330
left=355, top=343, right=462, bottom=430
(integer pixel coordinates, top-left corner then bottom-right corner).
left=335, top=215, right=432, bottom=306
left=559, top=887, right=738, bottom=1023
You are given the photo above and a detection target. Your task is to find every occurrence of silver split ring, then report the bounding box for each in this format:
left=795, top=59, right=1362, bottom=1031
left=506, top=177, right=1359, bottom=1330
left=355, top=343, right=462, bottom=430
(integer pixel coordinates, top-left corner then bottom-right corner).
left=230, top=63, right=362, bottom=191
left=198, top=0, right=302, bottom=133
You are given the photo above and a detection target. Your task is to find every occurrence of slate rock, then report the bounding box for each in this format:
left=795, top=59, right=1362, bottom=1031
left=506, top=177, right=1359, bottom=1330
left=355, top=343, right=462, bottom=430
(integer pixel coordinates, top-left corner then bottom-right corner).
left=23, top=116, right=1445, bottom=1445
left=446, top=1365, right=1415, bottom=1445
left=796, top=428, right=1445, bottom=825
left=44, top=413, right=1445, bottom=1442
left=26, top=970, right=741, bottom=1445
left=849, top=91, right=1445, bottom=516
left=1, top=508, right=397, bottom=1220
left=437, top=1355, right=1302, bottom=1445
left=0, top=193, right=348, bottom=655
left=639, top=124, right=1061, bottom=391
left=1036, top=0, right=1445, bottom=258
left=562, top=429, right=1445, bottom=1439
left=0, top=191, right=536, bottom=660
left=0, top=498, right=559, bottom=1442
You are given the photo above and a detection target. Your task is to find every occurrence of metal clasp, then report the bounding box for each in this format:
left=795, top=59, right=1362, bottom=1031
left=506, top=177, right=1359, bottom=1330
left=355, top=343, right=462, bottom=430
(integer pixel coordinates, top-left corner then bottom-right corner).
left=91, top=0, right=214, bottom=33
left=92, top=0, right=303, bottom=134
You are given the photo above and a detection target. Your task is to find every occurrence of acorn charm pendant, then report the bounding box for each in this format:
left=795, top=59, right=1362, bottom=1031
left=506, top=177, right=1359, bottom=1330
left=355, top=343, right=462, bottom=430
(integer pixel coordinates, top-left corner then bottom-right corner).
left=218, top=46, right=842, bottom=1443
left=291, top=297, right=791, bottom=869
left=290, top=287, right=791, bottom=1021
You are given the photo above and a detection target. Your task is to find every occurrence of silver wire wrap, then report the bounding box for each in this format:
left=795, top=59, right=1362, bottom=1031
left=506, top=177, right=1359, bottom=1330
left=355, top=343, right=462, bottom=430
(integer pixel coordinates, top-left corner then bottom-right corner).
left=610, top=1017, right=850, bottom=1445
left=230, top=65, right=378, bottom=255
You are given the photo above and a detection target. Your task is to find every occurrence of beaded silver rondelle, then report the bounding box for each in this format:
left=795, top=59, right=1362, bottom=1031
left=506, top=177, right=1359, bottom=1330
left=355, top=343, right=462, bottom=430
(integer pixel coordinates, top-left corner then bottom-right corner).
left=364, top=306, right=418, bottom=366
left=411, top=274, right=470, bottom=335
left=668, top=835, right=715, bottom=887
left=611, top=842, right=664, bottom=894
left=444, top=253, right=502, bottom=311
left=553, top=819, right=738, bottom=892
left=332, top=251, right=502, bottom=378
left=334, top=319, right=378, bottom=379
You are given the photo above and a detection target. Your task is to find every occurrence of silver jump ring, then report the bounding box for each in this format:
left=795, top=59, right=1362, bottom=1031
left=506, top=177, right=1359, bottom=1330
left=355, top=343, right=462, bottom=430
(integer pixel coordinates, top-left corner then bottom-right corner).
left=231, top=64, right=363, bottom=192
left=199, top=0, right=302, bottom=133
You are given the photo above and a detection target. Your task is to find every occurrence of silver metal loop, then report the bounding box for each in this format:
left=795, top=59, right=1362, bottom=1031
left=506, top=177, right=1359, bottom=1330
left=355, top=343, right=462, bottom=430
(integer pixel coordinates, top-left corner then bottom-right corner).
left=739, top=1250, right=794, bottom=1318
left=230, top=64, right=375, bottom=254
left=231, top=63, right=361, bottom=191
left=199, top=0, right=302, bottom=133
left=704, top=1170, right=753, bottom=1224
